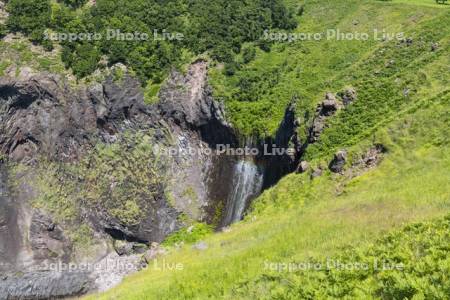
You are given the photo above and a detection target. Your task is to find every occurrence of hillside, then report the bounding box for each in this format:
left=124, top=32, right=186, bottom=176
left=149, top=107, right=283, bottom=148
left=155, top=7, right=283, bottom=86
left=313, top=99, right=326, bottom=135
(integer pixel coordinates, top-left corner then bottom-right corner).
left=87, top=89, right=450, bottom=299
left=0, top=0, right=449, bottom=299
left=83, top=0, right=450, bottom=299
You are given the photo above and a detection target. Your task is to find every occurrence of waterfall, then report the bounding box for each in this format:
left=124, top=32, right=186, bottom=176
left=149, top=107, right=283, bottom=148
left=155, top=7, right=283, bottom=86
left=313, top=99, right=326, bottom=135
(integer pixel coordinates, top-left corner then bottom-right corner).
left=221, top=160, right=263, bottom=226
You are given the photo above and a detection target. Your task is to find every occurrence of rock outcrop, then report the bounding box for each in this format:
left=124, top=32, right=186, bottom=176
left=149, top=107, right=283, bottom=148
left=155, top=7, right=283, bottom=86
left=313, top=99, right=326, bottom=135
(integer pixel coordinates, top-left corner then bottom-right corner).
left=338, top=88, right=358, bottom=106
left=0, top=73, right=157, bottom=162
left=329, top=150, right=348, bottom=174
left=0, top=272, right=92, bottom=300
left=157, top=61, right=238, bottom=223
left=308, top=93, right=342, bottom=143
left=296, top=161, right=309, bottom=173
left=0, top=61, right=239, bottom=298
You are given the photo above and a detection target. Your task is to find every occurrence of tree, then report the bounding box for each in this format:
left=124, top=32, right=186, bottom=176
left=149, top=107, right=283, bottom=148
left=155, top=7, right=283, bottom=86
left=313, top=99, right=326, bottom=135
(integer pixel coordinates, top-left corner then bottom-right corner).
left=62, top=0, right=88, bottom=9
left=6, top=0, right=51, bottom=43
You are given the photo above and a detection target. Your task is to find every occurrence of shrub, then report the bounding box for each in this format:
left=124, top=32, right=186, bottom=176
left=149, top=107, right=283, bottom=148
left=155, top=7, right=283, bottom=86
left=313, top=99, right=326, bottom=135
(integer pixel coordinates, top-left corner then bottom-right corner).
left=6, top=0, right=51, bottom=44
left=242, top=45, right=256, bottom=64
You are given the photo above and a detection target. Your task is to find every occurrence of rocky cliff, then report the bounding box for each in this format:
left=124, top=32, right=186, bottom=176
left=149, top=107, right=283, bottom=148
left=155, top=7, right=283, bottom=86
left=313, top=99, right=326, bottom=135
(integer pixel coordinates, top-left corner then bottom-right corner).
left=0, top=61, right=241, bottom=298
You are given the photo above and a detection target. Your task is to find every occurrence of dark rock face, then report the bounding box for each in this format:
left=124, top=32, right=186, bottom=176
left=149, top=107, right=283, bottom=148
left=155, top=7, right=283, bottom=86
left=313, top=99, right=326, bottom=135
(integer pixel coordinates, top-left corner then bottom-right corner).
left=338, top=88, right=358, bottom=106
left=262, top=102, right=300, bottom=188
left=320, top=93, right=341, bottom=116
left=329, top=150, right=348, bottom=174
left=29, top=211, right=72, bottom=264
left=0, top=271, right=92, bottom=300
left=308, top=93, right=342, bottom=143
left=157, top=61, right=238, bottom=223
left=0, top=75, right=96, bottom=162
left=0, top=72, right=177, bottom=245
left=95, top=190, right=180, bottom=244
left=0, top=164, right=21, bottom=273
left=159, top=62, right=227, bottom=129
left=0, top=73, right=157, bottom=163
left=0, top=61, right=242, bottom=297
left=158, top=61, right=235, bottom=146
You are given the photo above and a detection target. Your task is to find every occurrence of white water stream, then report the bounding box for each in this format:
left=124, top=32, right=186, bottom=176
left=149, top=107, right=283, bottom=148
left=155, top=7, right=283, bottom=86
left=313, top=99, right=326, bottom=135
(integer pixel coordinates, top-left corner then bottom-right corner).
left=222, top=160, right=263, bottom=226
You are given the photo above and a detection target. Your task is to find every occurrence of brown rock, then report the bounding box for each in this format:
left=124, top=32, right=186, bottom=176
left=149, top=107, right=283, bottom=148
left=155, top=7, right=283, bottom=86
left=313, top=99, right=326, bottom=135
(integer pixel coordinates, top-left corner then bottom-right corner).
left=296, top=161, right=309, bottom=173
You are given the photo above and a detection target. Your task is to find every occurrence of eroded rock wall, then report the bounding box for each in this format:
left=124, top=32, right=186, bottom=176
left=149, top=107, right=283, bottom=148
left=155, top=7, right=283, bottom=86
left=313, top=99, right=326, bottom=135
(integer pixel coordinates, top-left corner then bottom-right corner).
left=0, top=61, right=237, bottom=297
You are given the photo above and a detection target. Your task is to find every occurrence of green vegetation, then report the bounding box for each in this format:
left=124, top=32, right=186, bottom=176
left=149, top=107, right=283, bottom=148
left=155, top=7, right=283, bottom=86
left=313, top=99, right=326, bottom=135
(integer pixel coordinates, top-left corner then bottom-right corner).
left=61, top=0, right=88, bottom=9
left=0, top=24, right=7, bottom=38
left=209, top=0, right=449, bottom=137
left=87, top=91, right=450, bottom=299
left=6, top=0, right=52, bottom=48
left=304, top=12, right=450, bottom=160
left=84, top=1, right=450, bottom=299
left=28, top=132, right=166, bottom=230
left=0, top=39, right=67, bottom=76
left=4, top=0, right=295, bottom=83
left=162, top=223, right=213, bottom=247
left=69, top=224, right=95, bottom=249
left=2, top=0, right=449, bottom=298
left=235, top=215, right=450, bottom=299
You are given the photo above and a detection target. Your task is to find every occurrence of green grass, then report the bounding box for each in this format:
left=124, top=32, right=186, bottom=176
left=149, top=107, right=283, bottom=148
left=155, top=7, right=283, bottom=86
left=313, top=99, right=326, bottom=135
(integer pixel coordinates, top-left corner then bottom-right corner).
left=0, top=39, right=67, bottom=77
left=392, top=0, right=450, bottom=8
left=209, top=0, right=448, bottom=138
left=86, top=89, right=450, bottom=299
left=83, top=0, right=450, bottom=298
left=234, top=215, right=450, bottom=299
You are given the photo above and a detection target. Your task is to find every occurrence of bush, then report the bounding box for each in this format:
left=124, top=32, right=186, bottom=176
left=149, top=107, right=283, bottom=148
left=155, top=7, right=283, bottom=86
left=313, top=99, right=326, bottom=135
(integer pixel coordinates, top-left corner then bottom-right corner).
left=61, top=0, right=88, bottom=8
left=242, top=45, right=256, bottom=64
left=6, top=0, right=51, bottom=43
left=224, top=61, right=240, bottom=76
left=0, top=23, right=7, bottom=38
left=163, top=223, right=213, bottom=246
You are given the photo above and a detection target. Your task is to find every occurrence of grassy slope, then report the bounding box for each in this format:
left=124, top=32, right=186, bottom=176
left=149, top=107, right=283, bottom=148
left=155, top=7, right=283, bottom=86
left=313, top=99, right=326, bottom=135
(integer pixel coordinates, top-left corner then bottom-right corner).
left=88, top=93, right=449, bottom=300
left=210, top=0, right=448, bottom=137
left=86, top=1, right=450, bottom=299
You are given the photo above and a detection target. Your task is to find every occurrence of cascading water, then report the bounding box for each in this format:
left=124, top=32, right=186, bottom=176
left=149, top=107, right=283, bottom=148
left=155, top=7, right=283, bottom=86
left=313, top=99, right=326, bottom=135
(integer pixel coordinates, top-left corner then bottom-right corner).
left=221, top=159, right=263, bottom=226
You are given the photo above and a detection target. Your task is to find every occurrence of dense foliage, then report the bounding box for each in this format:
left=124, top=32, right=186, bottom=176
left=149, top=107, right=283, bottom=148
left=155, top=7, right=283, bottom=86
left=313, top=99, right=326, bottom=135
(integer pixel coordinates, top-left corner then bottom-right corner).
left=61, top=0, right=88, bottom=8
left=234, top=215, right=450, bottom=299
left=6, top=0, right=52, bottom=47
left=5, top=0, right=296, bottom=82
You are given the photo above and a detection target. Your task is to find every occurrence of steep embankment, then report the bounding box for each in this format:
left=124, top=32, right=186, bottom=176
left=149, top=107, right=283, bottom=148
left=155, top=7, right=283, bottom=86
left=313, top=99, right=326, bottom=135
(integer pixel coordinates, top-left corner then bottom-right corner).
left=87, top=91, right=450, bottom=300
left=0, top=60, right=247, bottom=298
left=87, top=1, right=450, bottom=299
